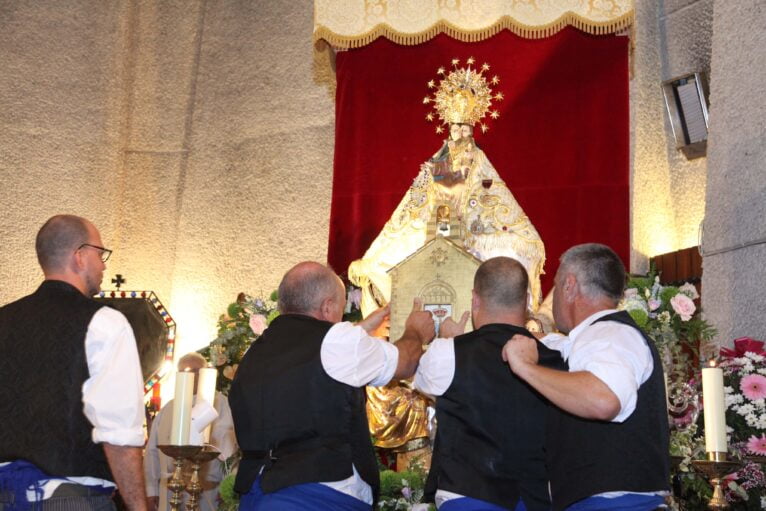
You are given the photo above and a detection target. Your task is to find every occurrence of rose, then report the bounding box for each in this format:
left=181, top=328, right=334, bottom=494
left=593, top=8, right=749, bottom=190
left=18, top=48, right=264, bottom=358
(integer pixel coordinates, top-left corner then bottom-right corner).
left=249, top=313, right=268, bottom=335
left=670, top=293, right=696, bottom=321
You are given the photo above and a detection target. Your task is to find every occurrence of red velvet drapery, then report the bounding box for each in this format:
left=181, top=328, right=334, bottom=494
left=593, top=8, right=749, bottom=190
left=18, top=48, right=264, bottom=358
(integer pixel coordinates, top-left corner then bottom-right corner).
left=329, top=28, right=629, bottom=295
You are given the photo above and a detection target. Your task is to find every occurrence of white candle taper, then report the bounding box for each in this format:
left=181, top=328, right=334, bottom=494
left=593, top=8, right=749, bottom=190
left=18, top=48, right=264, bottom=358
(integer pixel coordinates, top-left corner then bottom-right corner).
left=702, top=360, right=727, bottom=455
left=170, top=369, right=195, bottom=445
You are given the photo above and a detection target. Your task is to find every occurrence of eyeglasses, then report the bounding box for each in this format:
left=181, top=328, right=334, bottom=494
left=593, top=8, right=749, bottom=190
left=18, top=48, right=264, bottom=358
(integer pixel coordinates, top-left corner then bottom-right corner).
left=77, top=243, right=113, bottom=263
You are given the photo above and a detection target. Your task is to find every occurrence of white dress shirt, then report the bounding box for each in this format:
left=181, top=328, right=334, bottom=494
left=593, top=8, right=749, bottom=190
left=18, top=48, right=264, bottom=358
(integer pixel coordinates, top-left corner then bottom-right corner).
left=541, top=309, right=653, bottom=423
left=316, top=321, right=400, bottom=504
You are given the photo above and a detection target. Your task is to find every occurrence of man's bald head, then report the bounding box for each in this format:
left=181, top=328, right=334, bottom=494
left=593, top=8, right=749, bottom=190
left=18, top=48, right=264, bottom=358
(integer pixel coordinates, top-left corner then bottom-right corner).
left=178, top=352, right=208, bottom=372
left=474, top=257, right=528, bottom=313
left=278, top=262, right=344, bottom=317
left=35, top=215, right=92, bottom=273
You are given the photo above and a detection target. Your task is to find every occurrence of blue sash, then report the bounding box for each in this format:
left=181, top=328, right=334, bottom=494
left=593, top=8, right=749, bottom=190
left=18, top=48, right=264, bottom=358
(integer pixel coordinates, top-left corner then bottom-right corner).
left=238, top=476, right=371, bottom=511
left=565, top=494, right=664, bottom=511
left=0, top=460, right=47, bottom=510
left=439, top=496, right=528, bottom=511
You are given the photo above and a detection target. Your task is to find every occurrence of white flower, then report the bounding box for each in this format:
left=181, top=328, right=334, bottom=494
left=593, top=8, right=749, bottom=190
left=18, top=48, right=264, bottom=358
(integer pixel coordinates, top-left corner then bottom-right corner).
left=737, top=403, right=755, bottom=416
left=726, top=393, right=744, bottom=407
left=760, top=495, right=766, bottom=509
left=746, top=412, right=760, bottom=427
left=679, top=282, right=700, bottom=300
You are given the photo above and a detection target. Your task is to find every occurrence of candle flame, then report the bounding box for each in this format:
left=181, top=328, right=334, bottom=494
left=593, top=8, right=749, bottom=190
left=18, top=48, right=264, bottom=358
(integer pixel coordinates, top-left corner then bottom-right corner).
left=709, top=359, right=718, bottom=368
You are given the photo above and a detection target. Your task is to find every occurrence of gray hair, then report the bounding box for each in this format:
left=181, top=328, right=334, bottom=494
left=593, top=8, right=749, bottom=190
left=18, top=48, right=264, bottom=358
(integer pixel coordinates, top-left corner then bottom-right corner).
left=559, top=243, right=626, bottom=303
left=474, top=256, right=528, bottom=310
left=35, top=215, right=91, bottom=272
left=277, top=262, right=341, bottom=315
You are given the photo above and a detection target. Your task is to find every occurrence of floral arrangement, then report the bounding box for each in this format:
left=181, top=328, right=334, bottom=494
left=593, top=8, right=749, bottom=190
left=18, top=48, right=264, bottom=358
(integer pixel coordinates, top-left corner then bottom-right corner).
left=198, top=292, right=279, bottom=394
left=620, top=272, right=716, bottom=383
left=378, top=455, right=435, bottom=511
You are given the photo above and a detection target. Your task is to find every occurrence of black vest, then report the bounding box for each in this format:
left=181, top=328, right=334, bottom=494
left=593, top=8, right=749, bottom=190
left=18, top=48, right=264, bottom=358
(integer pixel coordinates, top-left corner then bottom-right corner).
left=228, top=314, right=379, bottom=499
left=0, top=280, right=111, bottom=480
left=425, top=323, right=566, bottom=511
left=546, top=311, right=670, bottom=511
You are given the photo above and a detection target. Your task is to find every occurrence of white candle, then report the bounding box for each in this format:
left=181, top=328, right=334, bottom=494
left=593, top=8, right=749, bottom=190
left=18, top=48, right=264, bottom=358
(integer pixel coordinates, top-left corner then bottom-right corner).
left=197, top=367, right=218, bottom=443
left=702, top=361, right=727, bottom=454
left=170, top=369, right=195, bottom=445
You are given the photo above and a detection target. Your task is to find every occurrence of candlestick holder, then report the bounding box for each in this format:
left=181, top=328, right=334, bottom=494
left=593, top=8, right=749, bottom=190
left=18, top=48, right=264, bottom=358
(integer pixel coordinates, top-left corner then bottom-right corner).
left=158, top=445, right=203, bottom=511
left=692, top=453, right=742, bottom=510
left=185, top=446, right=221, bottom=511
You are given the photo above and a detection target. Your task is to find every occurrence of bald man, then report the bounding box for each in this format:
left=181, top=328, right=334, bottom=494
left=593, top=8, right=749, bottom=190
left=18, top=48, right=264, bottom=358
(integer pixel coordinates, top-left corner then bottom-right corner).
left=144, top=353, right=237, bottom=511
left=229, top=261, right=435, bottom=511
left=414, top=257, right=565, bottom=511
left=0, top=215, right=147, bottom=510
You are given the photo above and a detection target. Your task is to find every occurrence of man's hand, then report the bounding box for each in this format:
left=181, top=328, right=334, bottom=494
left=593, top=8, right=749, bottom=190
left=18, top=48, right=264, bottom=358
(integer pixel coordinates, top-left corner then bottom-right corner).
left=146, top=497, right=159, bottom=511
left=358, top=304, right=390, bottom=335
left=502, top=334, right=539, bottom=377
left=404, top=298, right=436, bottom=345
left=439, top=311, right=470, bottom=338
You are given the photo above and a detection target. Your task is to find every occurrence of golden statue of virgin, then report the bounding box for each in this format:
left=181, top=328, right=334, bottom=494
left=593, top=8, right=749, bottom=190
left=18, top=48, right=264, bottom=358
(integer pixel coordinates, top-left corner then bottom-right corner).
left=352, top=58, right=547, bottom=453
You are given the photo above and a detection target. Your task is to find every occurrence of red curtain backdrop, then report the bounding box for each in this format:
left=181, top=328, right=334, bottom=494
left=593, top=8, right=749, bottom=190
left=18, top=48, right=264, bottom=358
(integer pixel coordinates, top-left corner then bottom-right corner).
left=329, top=28, right=629, bottom=295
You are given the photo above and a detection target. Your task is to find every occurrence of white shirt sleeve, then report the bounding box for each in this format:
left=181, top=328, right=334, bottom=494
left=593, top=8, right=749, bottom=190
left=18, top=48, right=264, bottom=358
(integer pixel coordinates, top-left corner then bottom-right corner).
left=143, top=406, right=164, bottom=497
left=413, top=338, right=455, bottom=397
left=82, top=306, right=145, bottom=446
left=320, top=322, right=399, bottom=387
left=567, top=322, right=654, bottom=423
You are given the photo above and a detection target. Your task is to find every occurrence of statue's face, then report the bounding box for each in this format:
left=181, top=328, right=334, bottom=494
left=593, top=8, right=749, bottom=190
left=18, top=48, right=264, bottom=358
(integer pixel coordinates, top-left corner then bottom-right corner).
left=449, top=124, right=461, bottom=141
left=460, top=124, right=472, bottom=139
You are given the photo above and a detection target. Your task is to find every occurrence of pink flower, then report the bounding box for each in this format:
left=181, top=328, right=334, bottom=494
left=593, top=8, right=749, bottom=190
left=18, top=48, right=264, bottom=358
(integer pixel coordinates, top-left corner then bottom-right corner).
left=670, top=294, right=696, bottom=321
left=249, top=313, right=268, bottom=335
left=648, top=299, right=661, bottom=311
left=348, top=288, right=362, bottom=308
left=740, top=373, right=766, bottom=400
left=747, top=435, right=766, bottom=456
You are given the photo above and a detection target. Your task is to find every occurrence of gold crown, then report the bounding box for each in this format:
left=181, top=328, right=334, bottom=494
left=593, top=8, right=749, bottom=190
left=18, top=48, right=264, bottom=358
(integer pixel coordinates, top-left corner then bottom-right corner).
left=423, top=57, right=504, bottom=134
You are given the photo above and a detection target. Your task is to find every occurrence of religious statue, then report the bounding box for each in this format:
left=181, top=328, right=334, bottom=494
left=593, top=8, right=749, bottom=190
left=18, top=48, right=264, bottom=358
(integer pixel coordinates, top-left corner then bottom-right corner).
left=349, top=58, right=546, bottom=318
left=351, top=58, right=547, bottom=454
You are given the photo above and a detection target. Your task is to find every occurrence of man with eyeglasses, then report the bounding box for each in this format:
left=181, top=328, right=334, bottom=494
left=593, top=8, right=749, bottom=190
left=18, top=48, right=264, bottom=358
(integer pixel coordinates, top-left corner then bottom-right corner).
left=0, top=214, right=147, bottom=510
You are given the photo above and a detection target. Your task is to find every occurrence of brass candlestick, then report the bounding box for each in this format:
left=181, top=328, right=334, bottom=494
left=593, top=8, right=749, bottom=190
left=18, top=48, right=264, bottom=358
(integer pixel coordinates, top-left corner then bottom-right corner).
left=185, top=446, right=221, bottom=511
left=158, top=445, right=203, bottom=511
left=692, top=453, right=742, bottom=510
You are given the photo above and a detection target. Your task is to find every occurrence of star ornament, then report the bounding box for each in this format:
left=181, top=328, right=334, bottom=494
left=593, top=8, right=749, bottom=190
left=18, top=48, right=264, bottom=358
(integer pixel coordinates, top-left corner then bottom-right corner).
left=467, top=56, right=475, bottom=65
left=426, top=113, right=434, bottom=121
left=437, top=67, right=446, bottom=75
left=451, top=58, right=460, bottom=66
left=482, top=63, right=490, bottom=71
left=435, top=125, right=444, bottom=134
left=490, top=110, right=500, bottom=119
left=480, top=123, right=489, bottom=133
left=491, top=76, right=500, bottom=85
left=423, top=96, right=431, bottom=104
left=494, top=92, right=504, bottom=101
left=427, top=80, right=436, bottom=89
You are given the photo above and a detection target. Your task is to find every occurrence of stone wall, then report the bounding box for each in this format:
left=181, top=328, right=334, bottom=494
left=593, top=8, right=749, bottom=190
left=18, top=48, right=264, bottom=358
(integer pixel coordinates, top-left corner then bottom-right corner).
left=701, top=0, right=766, bottom=342
left=0, top=0, right=336, bottom=357
left=630, top=0, right=712, bottom=272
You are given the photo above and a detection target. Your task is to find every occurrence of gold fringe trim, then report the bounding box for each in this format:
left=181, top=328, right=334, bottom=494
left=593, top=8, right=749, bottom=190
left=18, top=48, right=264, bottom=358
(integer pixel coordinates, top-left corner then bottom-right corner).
left=314, top=11, right=634, bottom=49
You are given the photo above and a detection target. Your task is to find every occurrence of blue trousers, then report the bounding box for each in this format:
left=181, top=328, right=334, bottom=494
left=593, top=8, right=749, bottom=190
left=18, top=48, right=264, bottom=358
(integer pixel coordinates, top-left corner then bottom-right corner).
left=440, top=496, right=528, bottom=511
left=238, top=477, right=370, bottom=511
left=565, top=494, right=665, bottom=511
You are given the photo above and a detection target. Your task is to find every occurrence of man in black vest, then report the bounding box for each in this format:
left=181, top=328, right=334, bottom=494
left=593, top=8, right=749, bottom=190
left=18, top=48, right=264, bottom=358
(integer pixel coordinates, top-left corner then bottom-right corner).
left=229, top=261, right=435, bottom=511
left=414, top=257, right=565, bottom=511
left=502, top=244, right=670, bottom=511
left=0, top=214, right=147, bottom=510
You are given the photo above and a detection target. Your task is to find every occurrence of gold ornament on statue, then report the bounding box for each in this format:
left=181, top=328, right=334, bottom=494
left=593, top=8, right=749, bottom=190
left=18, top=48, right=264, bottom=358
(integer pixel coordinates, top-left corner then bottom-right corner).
left=425, top=57, right=502, bottom=132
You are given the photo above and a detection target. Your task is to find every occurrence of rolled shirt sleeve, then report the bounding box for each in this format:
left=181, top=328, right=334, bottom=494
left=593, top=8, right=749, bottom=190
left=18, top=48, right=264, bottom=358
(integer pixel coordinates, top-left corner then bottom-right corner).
left=82, top=307, right=145, bottom=446
left=320, top=322, right=399, bottom=387
left=413, top=338, right=455, bottom=397
left=566, top=318, right=654, bottom=423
